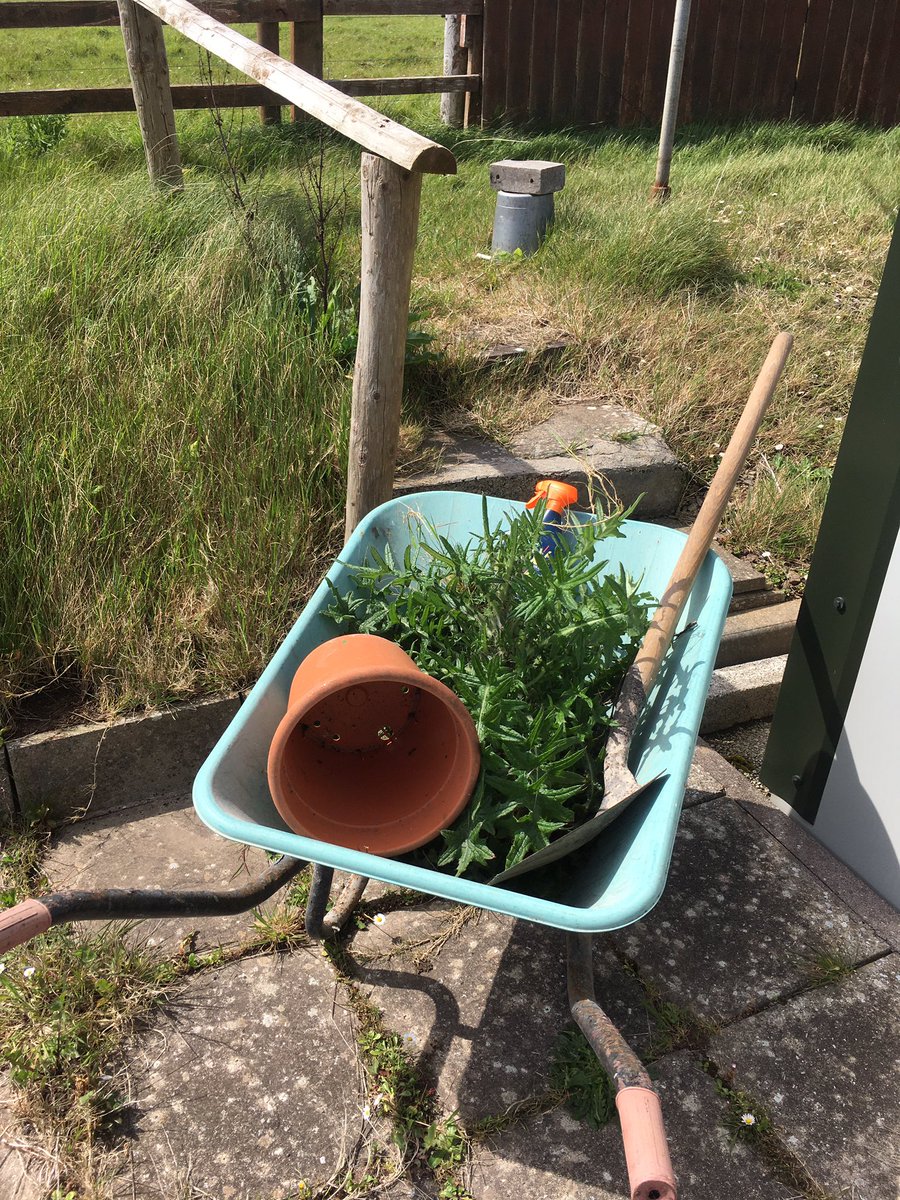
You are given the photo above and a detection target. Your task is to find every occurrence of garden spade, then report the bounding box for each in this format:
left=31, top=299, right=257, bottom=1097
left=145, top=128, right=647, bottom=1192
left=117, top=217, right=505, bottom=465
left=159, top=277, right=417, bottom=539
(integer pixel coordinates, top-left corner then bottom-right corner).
left=491, top=331, right=793, bottom=885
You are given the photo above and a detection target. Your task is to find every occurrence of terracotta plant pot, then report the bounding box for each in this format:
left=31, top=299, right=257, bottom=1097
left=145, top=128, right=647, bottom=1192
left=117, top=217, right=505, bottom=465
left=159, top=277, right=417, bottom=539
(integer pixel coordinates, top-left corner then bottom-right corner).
left=267, top=634, right=481, bottom=856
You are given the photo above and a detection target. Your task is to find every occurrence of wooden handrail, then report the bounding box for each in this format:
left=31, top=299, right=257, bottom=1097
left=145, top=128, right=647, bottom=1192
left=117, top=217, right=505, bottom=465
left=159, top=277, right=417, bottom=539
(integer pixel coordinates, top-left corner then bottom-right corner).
left=129, top=0, right=455, bottom=172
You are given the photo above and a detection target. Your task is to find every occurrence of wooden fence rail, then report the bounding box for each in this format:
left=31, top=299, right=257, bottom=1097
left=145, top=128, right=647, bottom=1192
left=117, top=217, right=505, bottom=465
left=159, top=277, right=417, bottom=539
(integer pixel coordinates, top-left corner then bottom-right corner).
left=0, top=0, right=484, bottom=124
left=480, top=0, right=899, bottom=129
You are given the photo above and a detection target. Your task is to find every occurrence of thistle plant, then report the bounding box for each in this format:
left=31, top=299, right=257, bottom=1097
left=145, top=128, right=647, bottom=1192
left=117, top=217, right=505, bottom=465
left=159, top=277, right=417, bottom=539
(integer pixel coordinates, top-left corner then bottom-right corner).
left=327, top=501, right=652, bottom=878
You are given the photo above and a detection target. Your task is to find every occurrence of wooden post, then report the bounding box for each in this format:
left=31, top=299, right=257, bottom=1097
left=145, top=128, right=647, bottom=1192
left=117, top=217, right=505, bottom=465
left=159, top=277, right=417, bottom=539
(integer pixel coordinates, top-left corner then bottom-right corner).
left=256, top=20, right=281, bottom=123
left=345, top=153, right=422, bottom=536
left=463, top=10, right=483, bottom=128
left=291, top=0, right=323, bottom=122
left=117, top=0, right=182, bottom=188
left=440, top=13, right=466, bottom=126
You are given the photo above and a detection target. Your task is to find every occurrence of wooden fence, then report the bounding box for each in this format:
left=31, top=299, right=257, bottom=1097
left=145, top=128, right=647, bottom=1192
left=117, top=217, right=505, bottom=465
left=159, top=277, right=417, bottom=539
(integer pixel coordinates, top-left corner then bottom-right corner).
left=481, top=0, right=900, bottom=128
left=0, top=0, right=483, bottom=123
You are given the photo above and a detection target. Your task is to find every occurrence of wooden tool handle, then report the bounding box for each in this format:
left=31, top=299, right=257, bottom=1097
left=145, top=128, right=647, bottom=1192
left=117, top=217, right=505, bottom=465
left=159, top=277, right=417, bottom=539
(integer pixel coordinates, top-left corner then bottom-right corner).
left=634, top=331, right=793, bottom=696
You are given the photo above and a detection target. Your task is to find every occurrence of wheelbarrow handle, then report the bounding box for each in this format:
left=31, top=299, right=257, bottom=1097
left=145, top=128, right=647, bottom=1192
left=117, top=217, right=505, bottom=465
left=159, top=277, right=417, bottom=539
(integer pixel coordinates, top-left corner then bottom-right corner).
left=617, top=1086, right=678, bottom=1200
left=0, top=899, right=52, bottom=953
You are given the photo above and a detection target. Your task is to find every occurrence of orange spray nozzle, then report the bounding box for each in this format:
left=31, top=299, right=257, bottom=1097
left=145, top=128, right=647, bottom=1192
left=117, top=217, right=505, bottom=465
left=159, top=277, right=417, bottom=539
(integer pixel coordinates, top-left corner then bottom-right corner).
left=526, top=479, right=580, bottom=516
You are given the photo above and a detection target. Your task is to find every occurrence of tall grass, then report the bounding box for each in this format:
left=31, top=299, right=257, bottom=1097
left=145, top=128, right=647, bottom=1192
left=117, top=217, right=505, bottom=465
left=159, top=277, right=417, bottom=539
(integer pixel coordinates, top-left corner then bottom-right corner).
left=0, top=150, right=357, bottom=715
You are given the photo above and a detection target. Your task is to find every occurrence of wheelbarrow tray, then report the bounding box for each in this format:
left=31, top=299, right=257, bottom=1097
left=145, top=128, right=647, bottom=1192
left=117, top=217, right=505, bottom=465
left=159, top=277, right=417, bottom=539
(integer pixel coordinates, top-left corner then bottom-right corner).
left=193, top=490, right=732, bottom=933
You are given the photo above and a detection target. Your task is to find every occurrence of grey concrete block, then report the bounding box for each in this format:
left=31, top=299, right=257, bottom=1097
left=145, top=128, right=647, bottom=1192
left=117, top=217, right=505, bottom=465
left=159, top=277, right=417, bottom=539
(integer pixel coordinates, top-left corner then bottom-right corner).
left=7, top=693, right=241, bottom=823
left=117, top=951, right=364, bottom=1199
left=710, top=955, right=900, bottom=1200
left=715, top=600, right=800, bottom=668
left=469, top=1055, right=787, bottom=1200
left=611, top=797, right=887, bottom=1023
left=396, top=403, right=685, bottom=519
left=701, top=656, right=786, bottom=734
left=489, top=159, right=566, bottom=194
left=348, top=903, right=651, bottom=1124
left=43, top=795, right=272, bottom=951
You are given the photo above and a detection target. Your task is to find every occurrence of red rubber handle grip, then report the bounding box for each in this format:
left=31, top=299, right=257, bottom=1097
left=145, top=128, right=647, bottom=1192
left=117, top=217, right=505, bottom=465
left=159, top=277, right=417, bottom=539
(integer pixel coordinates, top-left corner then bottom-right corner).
left=616, top=1086, right=677, bottom=1200
left=0, top=899, right=52, bottom=953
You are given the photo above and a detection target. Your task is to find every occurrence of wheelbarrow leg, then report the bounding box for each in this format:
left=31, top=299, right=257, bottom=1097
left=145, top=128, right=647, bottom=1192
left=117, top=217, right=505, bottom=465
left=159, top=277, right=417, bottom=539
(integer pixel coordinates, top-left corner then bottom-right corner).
left=567, top=933, right=677, bottom=1200
left=0, top=855, right=308, bottom=953
left=304, top=866, right=370, bottom=940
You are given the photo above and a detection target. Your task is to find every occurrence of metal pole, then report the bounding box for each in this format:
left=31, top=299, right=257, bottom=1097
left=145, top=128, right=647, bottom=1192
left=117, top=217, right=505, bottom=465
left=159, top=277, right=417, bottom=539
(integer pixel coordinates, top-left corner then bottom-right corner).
left=651, top=0, right=692, bottom=200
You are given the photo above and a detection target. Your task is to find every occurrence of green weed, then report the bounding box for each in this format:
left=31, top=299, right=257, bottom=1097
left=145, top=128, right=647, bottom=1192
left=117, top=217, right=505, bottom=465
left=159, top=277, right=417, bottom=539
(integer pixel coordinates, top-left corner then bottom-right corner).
left=549, top=1026, right=615, bottom=1129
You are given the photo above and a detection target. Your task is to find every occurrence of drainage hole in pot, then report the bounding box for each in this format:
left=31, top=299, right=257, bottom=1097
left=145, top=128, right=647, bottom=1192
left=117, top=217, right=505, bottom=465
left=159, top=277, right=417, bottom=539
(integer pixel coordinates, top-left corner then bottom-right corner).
left=331, top=733, right=341, bottom=742
left=313, top=720, right=321, bottom=727
left=377, top=725, right=395, bottom=743
left=401, top=686, right=409, bottom=694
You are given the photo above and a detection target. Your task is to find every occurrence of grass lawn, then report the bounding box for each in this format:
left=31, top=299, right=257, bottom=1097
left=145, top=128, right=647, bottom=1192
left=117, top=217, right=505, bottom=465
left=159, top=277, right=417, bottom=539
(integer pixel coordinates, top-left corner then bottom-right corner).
left=0, top=14, right=898, bottom=722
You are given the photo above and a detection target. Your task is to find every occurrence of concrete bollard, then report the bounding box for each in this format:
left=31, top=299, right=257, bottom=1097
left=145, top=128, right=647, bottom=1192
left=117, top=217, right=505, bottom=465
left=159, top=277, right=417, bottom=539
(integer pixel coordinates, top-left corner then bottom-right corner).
left=489, top=159, right=565, bottom=255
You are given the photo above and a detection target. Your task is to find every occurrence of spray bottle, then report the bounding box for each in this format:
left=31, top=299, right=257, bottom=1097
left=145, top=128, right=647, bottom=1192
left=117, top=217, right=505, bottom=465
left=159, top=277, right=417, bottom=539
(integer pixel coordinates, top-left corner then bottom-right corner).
left=526, top=479, right=580, bottom=557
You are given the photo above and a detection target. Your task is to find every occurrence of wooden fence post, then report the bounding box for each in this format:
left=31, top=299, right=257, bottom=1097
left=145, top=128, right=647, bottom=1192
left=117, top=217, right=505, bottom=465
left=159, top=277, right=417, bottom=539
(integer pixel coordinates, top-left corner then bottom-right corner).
left=291, top=0, right=323, bottom=122
left=256, top=20, right=281, bottom=123
left=345, top=153, right=422, bottom=536
left=463, top=11, right=483, bottom=128
left=117, top=0, right=182, bottom=188
left=440, top=13, right=466, bottom=126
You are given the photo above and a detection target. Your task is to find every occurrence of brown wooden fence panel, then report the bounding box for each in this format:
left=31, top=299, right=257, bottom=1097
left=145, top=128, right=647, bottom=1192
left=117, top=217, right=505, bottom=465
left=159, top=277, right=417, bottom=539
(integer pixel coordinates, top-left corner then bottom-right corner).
left=572, top=0, right=603, bottom=122
left=552, top=0, right=584, bottom=123
left=618, top=0, right=651, bottom=122
left=502, top=0, right=533, bottom=119
left=480, top=0, right=510, bottom=119
left=872, top=0, right=900, bottom=124
left=597, top=0, right=628, bottom=123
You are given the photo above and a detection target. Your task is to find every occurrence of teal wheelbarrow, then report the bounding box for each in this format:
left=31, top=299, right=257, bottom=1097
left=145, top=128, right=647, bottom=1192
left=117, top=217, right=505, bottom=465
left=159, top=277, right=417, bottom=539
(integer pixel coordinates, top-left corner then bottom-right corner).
left=0, top=336, right=792, bottom=1200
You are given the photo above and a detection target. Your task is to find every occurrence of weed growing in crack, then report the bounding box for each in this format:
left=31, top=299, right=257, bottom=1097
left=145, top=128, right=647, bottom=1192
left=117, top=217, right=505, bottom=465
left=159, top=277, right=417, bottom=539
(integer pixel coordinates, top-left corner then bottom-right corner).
left=549, top=1026, right=615, bottom=1128
left=0, top=923, right=177, bottom=1191
left=801, top=950, right=856, bottom=990
left=705, top=1062, right=832, bottom=1200
left=620, top=957, right=717, bottom=1057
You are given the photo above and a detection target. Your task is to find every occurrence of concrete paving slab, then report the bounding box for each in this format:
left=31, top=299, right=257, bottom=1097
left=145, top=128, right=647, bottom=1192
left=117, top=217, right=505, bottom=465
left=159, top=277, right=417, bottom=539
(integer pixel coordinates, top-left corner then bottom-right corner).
left=683, top=742, right=728, bottom=808
left=116, top=949, right=363, bottom=1200
left=348, top=903, right=653, bottom=1124
left=469, top=1054, right=790, bottom=1200
left=395, top=403, right=684, bottom=518
left=711, top=954, right=900, bottom=1200
left=43, top=795, right=274, bottom=951
left=7, top=694, right=241, bottom=823
left=610, top=797, right=888, bottom=1023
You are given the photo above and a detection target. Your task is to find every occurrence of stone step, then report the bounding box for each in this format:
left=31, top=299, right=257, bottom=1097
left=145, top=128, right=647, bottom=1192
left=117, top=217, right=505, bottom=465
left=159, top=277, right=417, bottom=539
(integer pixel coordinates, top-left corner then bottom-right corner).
left=716, top=598, right=800, bottom=668
left=701, top=654, right=787, bottom=734
left=395, top=401, right=685, bottom=518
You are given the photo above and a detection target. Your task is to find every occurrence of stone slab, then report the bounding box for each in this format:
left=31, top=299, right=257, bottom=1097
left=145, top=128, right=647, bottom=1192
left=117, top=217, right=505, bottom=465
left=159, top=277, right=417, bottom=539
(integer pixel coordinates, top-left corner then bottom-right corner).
left=610, top=797, right=888, bottom=1023
left=116, top=949, right=363, bottom=1200
left=7, top=694, right=241, bottom=823
left=469, top=1054, right=789, bottom=1200
left=348, top=903, right=652, bottom=1124
left=43, top=794, right=272, bottom=951
left=701, top=656, right=786, bottom=734
left=715, top=601, right=800, bottom=669
left=658, top=521, right=767, bottom=596
left=489, top=160, right=566, bottom=194
left=395, top=403, right=685, bottom=519
left=711, top=954, right=900, bottom=1200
